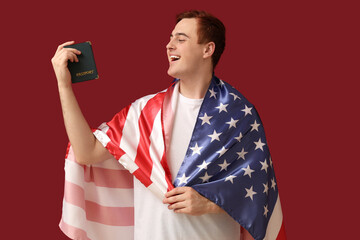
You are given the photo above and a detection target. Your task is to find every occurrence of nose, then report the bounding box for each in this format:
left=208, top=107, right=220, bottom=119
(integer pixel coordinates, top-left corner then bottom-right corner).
left=166, top=38, right=175, bottom=50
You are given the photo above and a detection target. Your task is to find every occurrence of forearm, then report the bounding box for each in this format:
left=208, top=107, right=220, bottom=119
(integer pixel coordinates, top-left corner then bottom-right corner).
left=58, top=85, right=110, bottom=164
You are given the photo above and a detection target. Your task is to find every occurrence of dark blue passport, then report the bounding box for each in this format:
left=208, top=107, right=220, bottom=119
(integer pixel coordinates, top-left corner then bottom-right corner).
left=64, top=41, right=99, bottom=83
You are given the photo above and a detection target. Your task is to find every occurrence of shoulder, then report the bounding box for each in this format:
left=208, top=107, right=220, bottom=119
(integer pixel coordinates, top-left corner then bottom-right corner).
left=219, top=78, right=256, bottom=110
left=216, top=77, right=265, bottom=127
left=131, top=87, right=168, bottom=110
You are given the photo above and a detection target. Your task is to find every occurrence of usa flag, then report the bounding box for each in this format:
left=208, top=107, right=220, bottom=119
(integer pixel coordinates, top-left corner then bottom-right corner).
left=60, top=75, right=286, bottom=240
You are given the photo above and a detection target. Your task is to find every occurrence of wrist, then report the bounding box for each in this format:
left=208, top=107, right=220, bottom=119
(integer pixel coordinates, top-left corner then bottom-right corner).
left=208, top=201, right=223, bottom=214
left=58, top=81, right=73, bottom=92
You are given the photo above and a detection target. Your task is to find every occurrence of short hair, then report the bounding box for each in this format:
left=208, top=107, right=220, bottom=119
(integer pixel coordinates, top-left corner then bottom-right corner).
left=176, top=10, right=226, bottom=69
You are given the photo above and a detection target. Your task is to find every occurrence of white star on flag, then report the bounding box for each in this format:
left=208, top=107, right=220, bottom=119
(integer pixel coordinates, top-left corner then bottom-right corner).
left=216, top=146, right=228, bottom=158
left=177, top=173, right=190, bottom=185
left=190, top=142, right=203, bottom=156
left=250, top=120, right=260, bottom=132
left=271, top=178, right=277, bottom=190
left=208, top=130, right=222, bottom=142
left=264, top=205, right=269, bottom=217
left=199, top=113, right=213, bottom=125
left=242, top=165, right=255, bottom=178
left=225, top=175, right=237, bottom=184
left=241, top=105, right=253, bottom=116
left=229, top=93, right=241, bottom=101
left=234, top=132, right=243, bottom=142
left=215, top=102, right=228, bottom=113
left=260, top=159, right=269, bottom=173
left=263, top=183, right=269, bottom=195
left=254, top=138, right=266, bottom=151
left=199, top=172, right=212, bottom=183
left=197, top=160, right=211, bottom=172
left=218, top=159, right=230, bottom=171
left=226, top=118, right=239, bottom=129
left=236, top=148, right=248, bottom=160
left=209, top=88, right=217, bottom=99
left=269, top=156, right=273, bottom=168
left=245, top=186, right=257, bottom=200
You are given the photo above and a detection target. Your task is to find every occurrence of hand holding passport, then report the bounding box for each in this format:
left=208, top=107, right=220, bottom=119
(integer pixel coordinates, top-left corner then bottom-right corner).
left=64, top=41, right=99, bottom=83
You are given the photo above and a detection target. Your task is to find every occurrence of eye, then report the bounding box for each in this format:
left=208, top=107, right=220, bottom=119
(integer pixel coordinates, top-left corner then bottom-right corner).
left=178, top=39, right=185, bottom=42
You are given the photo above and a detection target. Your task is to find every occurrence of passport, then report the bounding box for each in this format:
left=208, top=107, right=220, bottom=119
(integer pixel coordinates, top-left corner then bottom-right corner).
left=64, top=41, right=99, bottom=83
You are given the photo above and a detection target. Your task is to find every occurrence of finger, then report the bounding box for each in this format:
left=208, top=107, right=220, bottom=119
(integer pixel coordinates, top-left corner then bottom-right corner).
left=68, top=48, right=82, bottom=55
left=56, top=40, right=75, bottom=53
left=71, top=53, right=79, bottom=63
left=168, top=201, right=186, bottom=210
left=54, top=47, right=81, bottom=62
left=163, top=194, right=185, bottom=204
left=60, top=47, right=81, bottom=56
left=69, top=51, right=79, bottom=62
left=174, top=207, right=188, bottom=214
left=65, top=52, right=77, bottom=63
left=165, top=187, right=188, bottom=197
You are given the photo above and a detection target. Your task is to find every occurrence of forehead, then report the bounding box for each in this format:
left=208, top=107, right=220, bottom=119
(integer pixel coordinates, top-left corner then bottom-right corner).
left=171, top=18, right=198, bottom=38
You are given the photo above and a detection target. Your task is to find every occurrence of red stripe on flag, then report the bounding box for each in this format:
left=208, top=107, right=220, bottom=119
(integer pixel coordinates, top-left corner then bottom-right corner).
left=64, top=181, right=85, bottom=209
left=59, top=219, right=91, bottom=240
left=65, top=142, right=71, bottom=159
left=103, top=105, right=131, bottom=160
left=64, top=181, right=134, bottom=226
left=107, top=105, right=131, bottom=148
left=276, top=221, right=287, bottom=240
left=134, top=92, right=166, bottom=187
left=132, top=167, right=152, bottom=187
left=84, top=166, right=133, bottom=188
left=85, top=201, right=134, bottom=226
left=106, top=141, right=126, bottom=160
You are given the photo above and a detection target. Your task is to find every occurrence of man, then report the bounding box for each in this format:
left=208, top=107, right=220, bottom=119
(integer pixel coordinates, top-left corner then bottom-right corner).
left=53, top=10, right=284, bottom=240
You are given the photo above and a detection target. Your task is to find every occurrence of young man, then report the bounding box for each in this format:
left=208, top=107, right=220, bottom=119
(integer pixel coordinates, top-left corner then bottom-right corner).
left=54, top=10, right=283, bottom=240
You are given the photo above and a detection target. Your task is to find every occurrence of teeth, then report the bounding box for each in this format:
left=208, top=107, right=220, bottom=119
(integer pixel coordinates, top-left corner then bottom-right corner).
left=170, top=55, right=180, bottom=61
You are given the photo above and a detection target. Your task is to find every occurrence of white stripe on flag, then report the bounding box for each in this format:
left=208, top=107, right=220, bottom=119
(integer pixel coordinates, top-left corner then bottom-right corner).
left=64, top=159, right=85, bottom=188
left=84, top=182, right=134, bottom=208
left=62, top=200, right=134, bottom=240
left=93, top=129, right=111, bottom=148
left=264, top=195, right=283, bottom=240
left=64, top=159, right=134, bottom=208
left=120, top=94, right=156, bottom=161
left=119, top=153, right=139, bottom=174
left=149, top=110, right=168, bottom=194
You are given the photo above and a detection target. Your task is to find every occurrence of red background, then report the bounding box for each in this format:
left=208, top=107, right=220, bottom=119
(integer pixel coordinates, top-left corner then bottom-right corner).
left=1, top=0, right=359, bottom=239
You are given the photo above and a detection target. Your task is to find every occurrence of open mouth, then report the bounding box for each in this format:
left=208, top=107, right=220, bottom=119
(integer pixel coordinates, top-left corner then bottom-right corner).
left=170, top=55, right=181, bottom=62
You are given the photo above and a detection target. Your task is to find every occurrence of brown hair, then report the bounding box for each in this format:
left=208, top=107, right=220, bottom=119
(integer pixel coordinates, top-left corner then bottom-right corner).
left=176, top=10, right=226, bottom=69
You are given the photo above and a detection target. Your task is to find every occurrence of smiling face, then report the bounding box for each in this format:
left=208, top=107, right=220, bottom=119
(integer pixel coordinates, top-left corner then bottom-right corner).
left=166, top=18, right=209, bottom=79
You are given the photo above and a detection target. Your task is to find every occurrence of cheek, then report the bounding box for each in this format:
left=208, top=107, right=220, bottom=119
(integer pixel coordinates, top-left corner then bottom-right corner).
left=184, top=51, right=203, bottom=65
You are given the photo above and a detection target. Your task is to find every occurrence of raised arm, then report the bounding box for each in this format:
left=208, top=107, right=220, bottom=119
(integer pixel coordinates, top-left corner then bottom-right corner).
left=51, top=41, right=112, bottom=165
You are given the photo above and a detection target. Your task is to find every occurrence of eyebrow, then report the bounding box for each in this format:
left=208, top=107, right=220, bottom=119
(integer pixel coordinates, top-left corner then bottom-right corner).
left=170, top=32, right=190, bottom=38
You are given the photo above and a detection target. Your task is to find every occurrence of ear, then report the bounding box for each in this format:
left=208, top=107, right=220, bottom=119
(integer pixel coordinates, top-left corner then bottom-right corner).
left=203, top=42, right=215, bottom=59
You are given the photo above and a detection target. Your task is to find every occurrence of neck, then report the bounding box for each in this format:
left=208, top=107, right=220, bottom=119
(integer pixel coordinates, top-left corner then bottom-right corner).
left=178, top=71, right=213, bottom=99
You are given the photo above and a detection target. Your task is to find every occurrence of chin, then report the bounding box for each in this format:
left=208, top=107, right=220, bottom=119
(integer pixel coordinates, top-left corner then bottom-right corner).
left=167, top=68, right=180, bottom=79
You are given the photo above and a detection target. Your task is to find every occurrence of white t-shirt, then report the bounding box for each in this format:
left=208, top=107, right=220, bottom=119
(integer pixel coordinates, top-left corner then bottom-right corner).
left=134, top=92, right=240, bottom=240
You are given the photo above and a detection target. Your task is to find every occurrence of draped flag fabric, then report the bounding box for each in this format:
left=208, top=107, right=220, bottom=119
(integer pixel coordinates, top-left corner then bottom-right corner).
left=59, top=76, right=286, bottom=240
